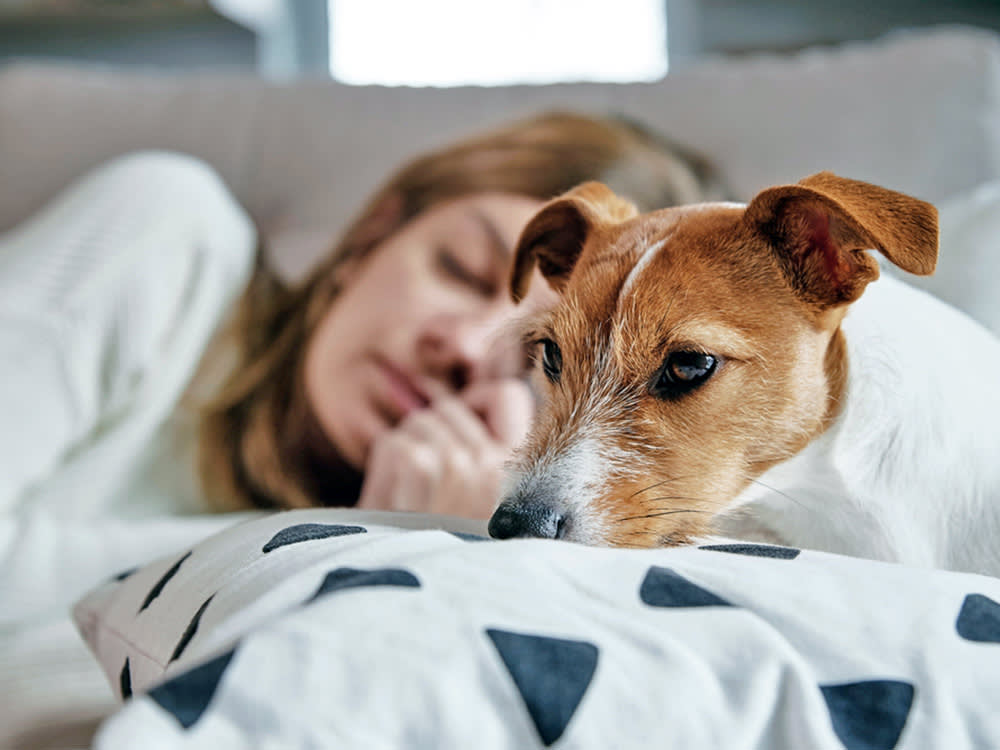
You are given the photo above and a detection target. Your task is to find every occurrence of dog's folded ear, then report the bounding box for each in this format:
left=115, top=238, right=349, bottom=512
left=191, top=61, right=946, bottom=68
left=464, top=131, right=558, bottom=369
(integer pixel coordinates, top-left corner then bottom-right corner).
left=743, top=171, right=938, bottom=306
left=510, top=181, right=639, bottom=302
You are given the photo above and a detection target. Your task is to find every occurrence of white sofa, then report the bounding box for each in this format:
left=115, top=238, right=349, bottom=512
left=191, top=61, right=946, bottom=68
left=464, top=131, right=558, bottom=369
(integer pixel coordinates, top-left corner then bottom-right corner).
left=2, top=25, right=998, bottom=281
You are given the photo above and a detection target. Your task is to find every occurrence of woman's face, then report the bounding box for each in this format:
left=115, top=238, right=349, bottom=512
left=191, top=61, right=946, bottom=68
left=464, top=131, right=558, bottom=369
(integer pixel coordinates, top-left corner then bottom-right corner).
left=304, top=192, right=546, bottom=470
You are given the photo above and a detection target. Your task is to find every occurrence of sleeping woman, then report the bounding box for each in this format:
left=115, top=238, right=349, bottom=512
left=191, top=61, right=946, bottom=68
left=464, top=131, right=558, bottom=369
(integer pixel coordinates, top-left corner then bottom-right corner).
left=0, top=111, right=722, bottom=522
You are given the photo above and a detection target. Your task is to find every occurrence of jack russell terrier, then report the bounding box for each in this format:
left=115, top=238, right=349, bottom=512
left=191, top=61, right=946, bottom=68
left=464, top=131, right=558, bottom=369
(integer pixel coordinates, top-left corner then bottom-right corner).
left=488, top=172, right=1000, bottom=577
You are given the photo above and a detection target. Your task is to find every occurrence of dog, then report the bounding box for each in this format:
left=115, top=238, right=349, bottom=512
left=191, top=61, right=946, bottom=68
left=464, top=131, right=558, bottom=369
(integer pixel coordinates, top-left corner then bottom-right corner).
left=488, top=173, right=1000, bottom=577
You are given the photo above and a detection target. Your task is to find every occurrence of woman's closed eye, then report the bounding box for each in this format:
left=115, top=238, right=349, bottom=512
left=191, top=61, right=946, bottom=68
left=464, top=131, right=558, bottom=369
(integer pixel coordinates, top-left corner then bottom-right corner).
left=436, top=247, right=496, bottom=296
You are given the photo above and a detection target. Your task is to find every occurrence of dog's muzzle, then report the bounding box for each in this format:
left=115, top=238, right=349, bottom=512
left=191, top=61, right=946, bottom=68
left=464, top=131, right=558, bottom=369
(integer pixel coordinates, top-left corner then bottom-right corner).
left=488, top=499, right=567, bottom=540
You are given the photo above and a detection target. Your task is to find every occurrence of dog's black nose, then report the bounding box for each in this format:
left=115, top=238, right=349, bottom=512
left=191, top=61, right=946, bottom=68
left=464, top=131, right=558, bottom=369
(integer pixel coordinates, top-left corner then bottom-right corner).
left=488, top=501, right=565, bottom=540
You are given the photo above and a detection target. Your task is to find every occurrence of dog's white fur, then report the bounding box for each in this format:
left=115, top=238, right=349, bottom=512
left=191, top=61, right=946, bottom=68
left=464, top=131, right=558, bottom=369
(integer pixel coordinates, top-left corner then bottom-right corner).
left=718, top=271, right=1000, bottom=575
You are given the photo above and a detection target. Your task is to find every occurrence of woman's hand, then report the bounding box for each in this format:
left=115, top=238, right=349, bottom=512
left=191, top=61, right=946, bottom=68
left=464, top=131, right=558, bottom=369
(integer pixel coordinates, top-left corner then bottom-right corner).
left=357, top=378, right=535, bottom=518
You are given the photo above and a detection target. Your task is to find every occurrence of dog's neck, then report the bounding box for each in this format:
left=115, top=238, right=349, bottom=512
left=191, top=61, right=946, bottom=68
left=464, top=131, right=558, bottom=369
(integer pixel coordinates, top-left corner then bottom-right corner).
left=721, top=273, right=1000, bottom=576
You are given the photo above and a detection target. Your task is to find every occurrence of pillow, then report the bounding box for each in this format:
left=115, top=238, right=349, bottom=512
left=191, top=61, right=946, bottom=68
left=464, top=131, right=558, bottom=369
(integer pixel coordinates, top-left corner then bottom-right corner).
left=74, top=508, right=1000, bottom=749
left=72, top=508, right=488, bottom=697
left=900, top=179, right=1000, bottom=337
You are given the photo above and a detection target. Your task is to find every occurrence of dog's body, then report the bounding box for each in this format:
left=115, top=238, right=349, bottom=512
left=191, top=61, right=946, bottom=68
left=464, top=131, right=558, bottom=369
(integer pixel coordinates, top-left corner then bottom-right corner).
left=489, top=174, right=1000, bottom=576
left=720, top=271, right=1000, bottom=574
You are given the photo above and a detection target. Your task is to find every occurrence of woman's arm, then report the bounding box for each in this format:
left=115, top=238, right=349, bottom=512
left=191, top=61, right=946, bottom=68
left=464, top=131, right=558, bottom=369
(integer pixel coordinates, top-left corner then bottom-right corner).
left=0, top=152, right=256, bottom=512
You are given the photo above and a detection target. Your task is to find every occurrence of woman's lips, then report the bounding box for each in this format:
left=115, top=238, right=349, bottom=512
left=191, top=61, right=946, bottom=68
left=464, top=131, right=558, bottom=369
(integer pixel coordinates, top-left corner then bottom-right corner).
left=375, top=358, right=431, bottom=419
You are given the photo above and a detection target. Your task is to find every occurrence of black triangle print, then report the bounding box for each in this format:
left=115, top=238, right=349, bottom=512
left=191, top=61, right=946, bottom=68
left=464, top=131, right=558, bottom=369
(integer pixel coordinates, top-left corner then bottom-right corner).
left=120, top=658, right=133, bottom=700
left=820, top=679, right=914, bottom=750
left=449, top=531, right=492, bottom=542
left=956, top=593, right=1000, bottom=643
left=112, top=566, right=139, bottom=582
left=486, top=628, right=598, bottom=747
left=639, top=566, right=732, bottom=608
left=262, top=523, right=367, bottom=553
left=139, top=551, right=192, bottom=613
left=149, top=648, right=237, bottom=730
left=307, top=567, right=420, bottom=602
left=699, top=542, right=800, bottom=559
left=170, top=595, right=215, bottom=663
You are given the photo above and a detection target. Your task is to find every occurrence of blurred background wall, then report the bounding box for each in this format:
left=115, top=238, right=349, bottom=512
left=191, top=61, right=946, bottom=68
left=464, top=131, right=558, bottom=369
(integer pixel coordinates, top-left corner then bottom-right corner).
left=0, top=1, right=256, bottom=70
left=2, top=0, right=1000, bottom=81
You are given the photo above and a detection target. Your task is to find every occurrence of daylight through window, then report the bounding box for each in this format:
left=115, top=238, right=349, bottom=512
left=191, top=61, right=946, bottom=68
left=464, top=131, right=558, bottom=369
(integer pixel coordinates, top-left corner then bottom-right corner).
left=328, top=0, right=668, bottom=87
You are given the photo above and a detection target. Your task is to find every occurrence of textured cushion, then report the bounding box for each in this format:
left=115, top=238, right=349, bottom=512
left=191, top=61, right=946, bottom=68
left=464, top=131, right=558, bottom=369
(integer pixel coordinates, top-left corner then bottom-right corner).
left=73, top=508, right=1000, bottom=749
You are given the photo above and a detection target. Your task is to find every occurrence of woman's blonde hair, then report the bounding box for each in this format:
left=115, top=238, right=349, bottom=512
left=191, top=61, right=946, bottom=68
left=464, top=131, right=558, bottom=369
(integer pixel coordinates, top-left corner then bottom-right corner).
left=198, top=110, right=725, bottom=511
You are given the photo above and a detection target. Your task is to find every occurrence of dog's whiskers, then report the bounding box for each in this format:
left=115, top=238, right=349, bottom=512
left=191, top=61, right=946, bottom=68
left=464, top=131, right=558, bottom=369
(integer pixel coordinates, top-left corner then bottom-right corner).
left=746, top=477, right=813, bottom=514
left=624, top=474, right=699, bottom=501
left=615, top=506, right=710, bottom=522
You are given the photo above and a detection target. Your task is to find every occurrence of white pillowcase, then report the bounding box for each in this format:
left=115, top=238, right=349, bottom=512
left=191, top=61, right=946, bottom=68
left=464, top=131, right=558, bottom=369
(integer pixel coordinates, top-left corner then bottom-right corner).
left=72, top=508, right=487, bottom=697
left=900, top=179, right=1000, bottom=337
left=74, top=508, right=1000, bottom=749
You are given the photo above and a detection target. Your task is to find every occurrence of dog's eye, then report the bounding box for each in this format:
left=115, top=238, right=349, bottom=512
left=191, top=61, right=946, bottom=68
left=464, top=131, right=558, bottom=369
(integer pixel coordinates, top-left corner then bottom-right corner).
left=539, top=339, right=562, bottom=383
left=651, top=351, right=717, bottom=399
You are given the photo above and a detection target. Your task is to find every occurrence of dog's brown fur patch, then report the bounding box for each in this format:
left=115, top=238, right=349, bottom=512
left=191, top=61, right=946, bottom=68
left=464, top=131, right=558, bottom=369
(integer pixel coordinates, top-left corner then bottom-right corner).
left=505, top=175, right=936, bottom=546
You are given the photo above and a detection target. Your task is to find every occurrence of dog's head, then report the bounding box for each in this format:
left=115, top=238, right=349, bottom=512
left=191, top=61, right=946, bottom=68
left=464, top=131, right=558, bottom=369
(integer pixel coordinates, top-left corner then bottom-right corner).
left=489, top=173, right=938, bottom=546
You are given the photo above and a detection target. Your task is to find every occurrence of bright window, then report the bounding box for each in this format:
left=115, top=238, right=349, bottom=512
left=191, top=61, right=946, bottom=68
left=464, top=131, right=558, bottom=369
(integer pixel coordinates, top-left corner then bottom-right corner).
left=328, top=0, right=668, bottom=87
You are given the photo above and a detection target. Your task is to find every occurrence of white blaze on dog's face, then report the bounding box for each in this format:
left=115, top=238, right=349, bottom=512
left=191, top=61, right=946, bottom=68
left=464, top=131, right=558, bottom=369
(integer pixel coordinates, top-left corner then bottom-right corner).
left=489, top=176, right=938, bottom=546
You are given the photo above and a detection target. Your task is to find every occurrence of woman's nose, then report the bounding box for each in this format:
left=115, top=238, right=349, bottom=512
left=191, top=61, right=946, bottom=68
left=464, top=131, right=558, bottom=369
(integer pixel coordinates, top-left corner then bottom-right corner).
left=418, top=313, right=503, bottom=391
